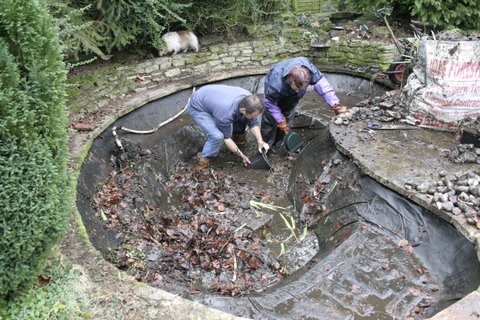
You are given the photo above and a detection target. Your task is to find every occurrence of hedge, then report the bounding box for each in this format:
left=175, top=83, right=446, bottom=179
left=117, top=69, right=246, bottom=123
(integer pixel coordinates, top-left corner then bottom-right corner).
left=0, top=0, right=71, bottom=299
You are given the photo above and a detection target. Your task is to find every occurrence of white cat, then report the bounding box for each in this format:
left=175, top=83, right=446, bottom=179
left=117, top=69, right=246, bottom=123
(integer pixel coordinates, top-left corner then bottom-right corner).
left=158, top=31, right=200, bottom=56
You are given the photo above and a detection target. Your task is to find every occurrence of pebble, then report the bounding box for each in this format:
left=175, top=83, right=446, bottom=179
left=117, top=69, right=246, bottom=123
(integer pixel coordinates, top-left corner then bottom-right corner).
left=458, top=192, right=470, bottom=201
left=452, top=207, right=462, bottom=215
left=416, top=183, right=430, bottom=193
left=441, top=202, right=454, bottom=212
left=454, top=185, right=470, bottom=193
left=412, top=168, right=479, bottom=226
left=470, top=186, right=480, bottom=197
left=467, top=218, right=476, bottom=225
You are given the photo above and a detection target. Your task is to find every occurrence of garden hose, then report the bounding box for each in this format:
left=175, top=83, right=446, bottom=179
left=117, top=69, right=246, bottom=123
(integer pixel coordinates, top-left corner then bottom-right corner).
left=118, top=87, right=196, bottom=134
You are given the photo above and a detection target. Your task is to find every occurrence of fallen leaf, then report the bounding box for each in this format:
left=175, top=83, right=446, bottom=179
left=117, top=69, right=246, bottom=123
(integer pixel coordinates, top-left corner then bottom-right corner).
left=406, top=245, right=414, bottom=254
left=398, top=239, right=409, bottom=248
left=409, top=287, right=421, bottom=296
left=429, top=284, right=440, bottom=291
left=72, top=122, right=94, bottom=131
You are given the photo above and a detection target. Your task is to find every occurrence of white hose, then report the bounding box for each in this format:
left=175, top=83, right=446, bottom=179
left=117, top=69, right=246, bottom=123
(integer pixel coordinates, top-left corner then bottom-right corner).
left=119, top=87, right=196, bottom=134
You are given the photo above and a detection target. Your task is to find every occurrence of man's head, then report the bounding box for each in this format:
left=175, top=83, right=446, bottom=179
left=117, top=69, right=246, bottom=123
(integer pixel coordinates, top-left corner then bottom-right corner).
left=239, top=94, right=264, bottom=119
left=286, top=66, right=312, bottom=92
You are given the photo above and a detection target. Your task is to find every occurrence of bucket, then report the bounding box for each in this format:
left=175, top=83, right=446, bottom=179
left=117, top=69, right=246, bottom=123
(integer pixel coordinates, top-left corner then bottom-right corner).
left=249, top=149, right=273, bottom=170
left=284, top=131, right=303, bottom=152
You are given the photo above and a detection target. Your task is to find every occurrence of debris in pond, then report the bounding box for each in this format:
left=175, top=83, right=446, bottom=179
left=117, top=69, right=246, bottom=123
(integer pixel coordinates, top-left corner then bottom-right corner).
left=91, top=140, right=313, bottom=296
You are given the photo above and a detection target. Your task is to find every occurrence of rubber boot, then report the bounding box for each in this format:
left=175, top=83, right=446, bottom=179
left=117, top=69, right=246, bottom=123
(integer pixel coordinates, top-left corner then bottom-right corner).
left=195, top=156, right=210, bottom=170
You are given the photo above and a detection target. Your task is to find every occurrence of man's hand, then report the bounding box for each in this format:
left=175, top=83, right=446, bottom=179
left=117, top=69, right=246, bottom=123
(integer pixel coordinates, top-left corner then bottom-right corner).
left=235, top=147, right=251, bottom=166
left=277, top=118, right=289, bottom=133
left=258, top=141, right=269, bottom=153
left=332, top=104, right=348, bottom=115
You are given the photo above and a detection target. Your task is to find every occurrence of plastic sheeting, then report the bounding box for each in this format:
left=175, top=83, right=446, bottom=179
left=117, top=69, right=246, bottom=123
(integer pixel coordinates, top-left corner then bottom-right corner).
left=405, top=39, right=480, bottom=130
left=195, top=133, right=480, bottom=319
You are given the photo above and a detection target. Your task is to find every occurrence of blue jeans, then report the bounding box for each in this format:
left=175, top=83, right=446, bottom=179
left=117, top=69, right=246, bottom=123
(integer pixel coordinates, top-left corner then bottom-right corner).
left=188, top=105, right=224, bottom=158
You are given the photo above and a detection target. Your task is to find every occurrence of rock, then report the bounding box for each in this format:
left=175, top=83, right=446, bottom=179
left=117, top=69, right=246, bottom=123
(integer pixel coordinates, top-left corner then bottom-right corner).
left=470, top=186, right=480, bottom=197
left=452, top=207, right=462, bottom=215
left=458, top=192, right=470, bottom=202
left=466, top=217, right=476, bottom=225
left=441, top=201, right=454, bottom=212
left=440, top=193, right=449, bottom=203
left=416, top=183, right=430, bottom=193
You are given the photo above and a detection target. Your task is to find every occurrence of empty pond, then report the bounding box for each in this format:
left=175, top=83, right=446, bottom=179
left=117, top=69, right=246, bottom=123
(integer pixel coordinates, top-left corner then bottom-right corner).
left=76, top=74, right=480, bottom=319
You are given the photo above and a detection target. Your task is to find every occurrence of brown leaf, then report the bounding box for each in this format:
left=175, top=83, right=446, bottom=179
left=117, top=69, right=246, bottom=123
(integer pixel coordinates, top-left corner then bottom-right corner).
left=398, top=239, right=409, bottom=248
left=405, top=245, right=414, bottom=254
left=429, top=284, right=440, bottom=291
left=72, top=122, right=94, bottom=131
left=419, top=275, right=428, bottom=284
left=248, top=257, right=259, bottom=269
left=408, top=287, right=421, bottom=296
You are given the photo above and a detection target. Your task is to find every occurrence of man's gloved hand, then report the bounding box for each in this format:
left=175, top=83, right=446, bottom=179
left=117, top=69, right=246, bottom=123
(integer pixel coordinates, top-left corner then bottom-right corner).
left=258, top=141, right=269, bottom=154
left=277, top=118, right=290, bottom=133
left=332, top=104, right=349, bottom=115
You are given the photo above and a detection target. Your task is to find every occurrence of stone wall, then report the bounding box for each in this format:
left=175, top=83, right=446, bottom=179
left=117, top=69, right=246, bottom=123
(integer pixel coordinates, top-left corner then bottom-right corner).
left=67, top=15, right=397, bottom=116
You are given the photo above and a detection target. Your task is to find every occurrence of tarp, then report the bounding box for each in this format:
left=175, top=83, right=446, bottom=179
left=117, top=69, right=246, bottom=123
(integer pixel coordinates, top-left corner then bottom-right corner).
left=405, top=39, right=480, bottom=130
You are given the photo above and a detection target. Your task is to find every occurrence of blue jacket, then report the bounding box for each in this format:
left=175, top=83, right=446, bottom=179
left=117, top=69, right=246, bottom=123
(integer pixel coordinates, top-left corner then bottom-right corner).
left=188, top=85, right=260, bottom=138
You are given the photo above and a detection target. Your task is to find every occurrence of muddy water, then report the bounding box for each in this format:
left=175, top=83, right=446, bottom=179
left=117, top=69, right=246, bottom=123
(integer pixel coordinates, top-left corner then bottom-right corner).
left=77, top=74, right=480, bottom=320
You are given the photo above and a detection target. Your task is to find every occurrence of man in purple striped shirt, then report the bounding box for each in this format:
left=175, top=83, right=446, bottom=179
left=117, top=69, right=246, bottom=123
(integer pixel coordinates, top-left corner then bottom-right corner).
left=261, top=56, right=348, bottom=147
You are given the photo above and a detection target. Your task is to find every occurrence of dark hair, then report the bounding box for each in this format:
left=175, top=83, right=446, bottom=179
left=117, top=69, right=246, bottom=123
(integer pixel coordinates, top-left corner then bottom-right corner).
left=239, top=94, right=264, bottom=114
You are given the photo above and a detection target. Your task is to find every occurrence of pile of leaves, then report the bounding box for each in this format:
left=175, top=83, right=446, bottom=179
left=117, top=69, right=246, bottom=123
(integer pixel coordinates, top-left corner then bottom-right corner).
left=92, top=162, right=285, bottom=296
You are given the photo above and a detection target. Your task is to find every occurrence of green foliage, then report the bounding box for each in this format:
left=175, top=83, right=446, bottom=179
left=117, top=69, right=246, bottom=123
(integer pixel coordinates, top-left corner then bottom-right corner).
left=40, top=0, right=289, bottom=61
left=79, top=0, right=192, bottom=53
left=39, top=0, right=108, bottom=64
left=345, top=0, right=480, bottom=31
left=0, top=0, right=71, bottom=298
left=412, top=0, right=480, bottom=31
left=186, top=0, right=289, bottom=38
left=0, top=259, right=88, bottom=320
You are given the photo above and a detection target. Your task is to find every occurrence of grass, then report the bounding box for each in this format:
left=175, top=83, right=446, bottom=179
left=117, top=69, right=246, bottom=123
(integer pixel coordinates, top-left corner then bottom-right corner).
left=0, top=251, right=92, bottom=320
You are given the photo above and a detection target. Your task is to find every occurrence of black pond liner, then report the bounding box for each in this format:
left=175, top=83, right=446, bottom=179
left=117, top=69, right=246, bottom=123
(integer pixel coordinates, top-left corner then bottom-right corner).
left=194, top=132, right=480, bottom=319
left=76, top=74, right=480, bottom=319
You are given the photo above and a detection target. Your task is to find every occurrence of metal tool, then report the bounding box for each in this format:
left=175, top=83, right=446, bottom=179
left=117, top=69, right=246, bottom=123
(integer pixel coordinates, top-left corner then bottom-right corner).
left=366, top=120, right=419, bottom=131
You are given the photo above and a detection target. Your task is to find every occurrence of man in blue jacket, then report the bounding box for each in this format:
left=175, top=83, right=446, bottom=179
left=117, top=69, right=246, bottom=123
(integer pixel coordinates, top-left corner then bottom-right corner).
left=262, top=56, right=349, bottom=147
left=188, top=84, right=269, bottom=170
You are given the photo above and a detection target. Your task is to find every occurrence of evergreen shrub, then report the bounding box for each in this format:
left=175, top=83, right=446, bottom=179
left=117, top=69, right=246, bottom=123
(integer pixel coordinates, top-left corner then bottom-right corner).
left=0, top=0, right=71, bottom=298
left=345, top=0, right=480, bottom=31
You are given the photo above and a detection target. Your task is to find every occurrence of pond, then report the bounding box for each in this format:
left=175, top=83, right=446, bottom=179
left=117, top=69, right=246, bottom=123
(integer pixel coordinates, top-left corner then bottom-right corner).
left=76, top=74, right=480, bottom=319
